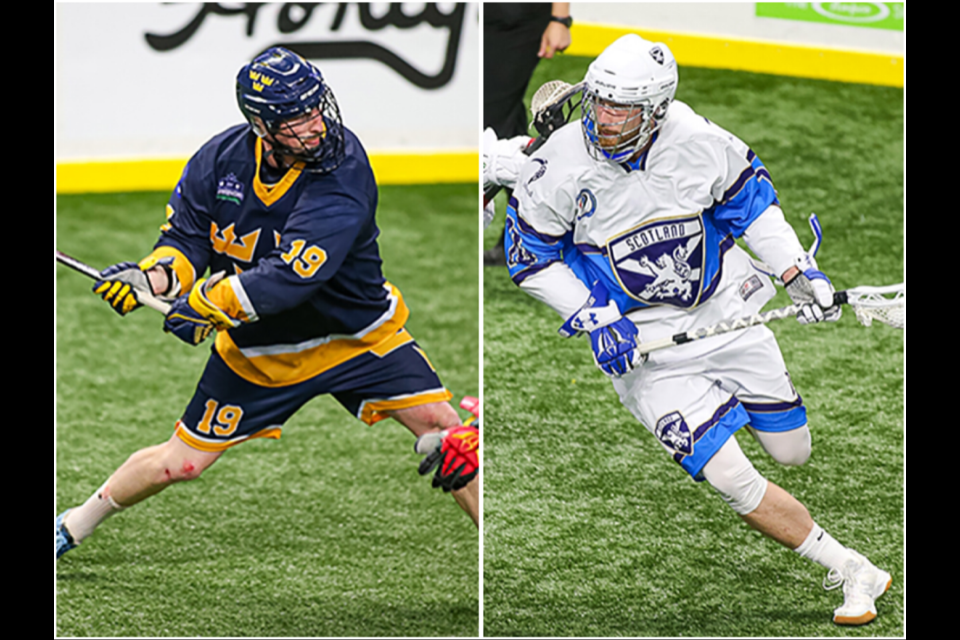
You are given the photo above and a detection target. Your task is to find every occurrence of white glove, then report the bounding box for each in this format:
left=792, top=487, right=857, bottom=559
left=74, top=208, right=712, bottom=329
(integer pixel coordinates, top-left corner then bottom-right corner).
left=482, top=127, right=532, bottom=190
left=784, top=254, right=841, bottom=324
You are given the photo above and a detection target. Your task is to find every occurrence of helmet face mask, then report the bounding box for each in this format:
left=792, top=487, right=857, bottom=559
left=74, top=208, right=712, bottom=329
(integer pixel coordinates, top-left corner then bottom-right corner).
left=266, top=109, right=327, bottom=153
left=583, top=96, right=666, bottom=163
left=237, top=47, right=345, bottom=174
left=581, top=35, right=678, bottom=164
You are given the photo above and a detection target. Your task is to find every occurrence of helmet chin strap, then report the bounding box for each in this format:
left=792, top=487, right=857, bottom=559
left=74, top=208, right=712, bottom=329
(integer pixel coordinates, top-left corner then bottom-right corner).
left=260, top=135, right=295, bottom=171
left=262, top=124, right=320, bottom=172
left=260, top=139, right=281, bottom=169
left=257, top=137, right=299, bottom=183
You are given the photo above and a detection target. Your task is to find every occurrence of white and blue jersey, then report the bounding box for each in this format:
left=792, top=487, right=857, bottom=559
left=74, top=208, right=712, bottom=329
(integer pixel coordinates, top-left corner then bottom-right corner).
left=507, top=100, right=807, bottom=478
left=507, top=101, right=779, bottom=321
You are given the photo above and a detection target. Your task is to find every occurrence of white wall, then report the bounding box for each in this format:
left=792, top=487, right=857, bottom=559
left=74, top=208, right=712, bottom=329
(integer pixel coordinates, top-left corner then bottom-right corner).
left=56, top=2, right=479, bottom=161
left=572, top=2, right=903, bottom=53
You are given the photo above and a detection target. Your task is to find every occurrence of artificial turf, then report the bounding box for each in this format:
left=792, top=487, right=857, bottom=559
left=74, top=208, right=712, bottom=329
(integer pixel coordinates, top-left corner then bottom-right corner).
left=482, top=58, right=904, bottom=637
left=55, top=184, right=480, bottom=637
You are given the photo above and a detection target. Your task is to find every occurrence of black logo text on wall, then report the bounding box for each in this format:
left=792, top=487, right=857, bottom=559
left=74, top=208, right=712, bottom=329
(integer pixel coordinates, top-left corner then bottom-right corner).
left=145, top=3, right=467, bottom=89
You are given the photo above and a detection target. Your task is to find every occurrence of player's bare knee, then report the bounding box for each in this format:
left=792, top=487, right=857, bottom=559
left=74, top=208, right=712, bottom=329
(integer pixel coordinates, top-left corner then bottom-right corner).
left=173, top=458, right=204, bottom=482
left=391, top=401, right=461, bottom=437
left=150, top=446, right=208, bottom=485
left=154, top=462, right=198, bottom=486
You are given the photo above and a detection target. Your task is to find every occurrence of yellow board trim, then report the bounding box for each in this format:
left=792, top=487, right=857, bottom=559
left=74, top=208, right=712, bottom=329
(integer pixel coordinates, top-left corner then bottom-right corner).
left=56, top=150, right=480, bottom=194
left=368, top=149, right=479, bottom=185
left=568, top=22, right=903, bottom=88
left=56, top=27, right=899, bottom=195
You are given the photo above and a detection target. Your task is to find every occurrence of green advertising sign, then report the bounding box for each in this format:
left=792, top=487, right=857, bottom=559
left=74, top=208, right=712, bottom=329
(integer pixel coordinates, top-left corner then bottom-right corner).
left=756, top=3, right=904, bottom=31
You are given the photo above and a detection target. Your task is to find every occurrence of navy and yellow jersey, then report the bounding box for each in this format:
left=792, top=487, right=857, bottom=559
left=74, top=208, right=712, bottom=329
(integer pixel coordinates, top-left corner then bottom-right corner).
left=146, top=123, right=409, bottom=387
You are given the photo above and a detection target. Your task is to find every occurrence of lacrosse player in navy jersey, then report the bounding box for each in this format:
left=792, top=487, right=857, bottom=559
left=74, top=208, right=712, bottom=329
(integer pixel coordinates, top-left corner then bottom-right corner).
left=488, top=34, right=892, bottom=626
left=56, top=47, right=478, bottom=561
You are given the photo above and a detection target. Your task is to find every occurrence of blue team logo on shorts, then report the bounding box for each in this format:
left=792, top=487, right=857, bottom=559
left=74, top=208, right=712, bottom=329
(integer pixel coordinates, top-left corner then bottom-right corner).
left=606, top=215, right=704, bottom=308
left=655, top=411, right=692, bottom=456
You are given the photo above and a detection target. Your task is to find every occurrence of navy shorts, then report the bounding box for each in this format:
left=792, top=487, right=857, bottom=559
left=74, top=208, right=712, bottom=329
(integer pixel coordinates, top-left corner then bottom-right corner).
left=175, top=332, right=451, bottom=452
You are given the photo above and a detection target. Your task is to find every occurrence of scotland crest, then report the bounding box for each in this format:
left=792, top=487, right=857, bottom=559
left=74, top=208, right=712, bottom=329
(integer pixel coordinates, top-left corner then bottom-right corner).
left=655, top=411, right=692, bottom=456
left=607, top=215, right=704, bottom=308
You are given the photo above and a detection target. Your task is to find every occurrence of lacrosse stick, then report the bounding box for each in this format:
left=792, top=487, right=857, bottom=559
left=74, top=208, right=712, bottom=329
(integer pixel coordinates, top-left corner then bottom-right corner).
left=635, top=283, right=904, bottom=356
left=55, top=250, right=171, bottom=314
left=483, top=79, right=584, bottom=206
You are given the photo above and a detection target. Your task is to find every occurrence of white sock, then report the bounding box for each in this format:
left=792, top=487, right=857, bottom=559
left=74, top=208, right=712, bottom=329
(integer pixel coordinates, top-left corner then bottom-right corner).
left=793, top=522, right=855, bottom=571
left=63, top=484, right=126, bottom=543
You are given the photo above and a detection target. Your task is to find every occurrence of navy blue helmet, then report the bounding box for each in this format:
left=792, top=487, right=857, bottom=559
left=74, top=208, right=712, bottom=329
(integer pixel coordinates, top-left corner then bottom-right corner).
left=236, top=47, right=345, bottom=174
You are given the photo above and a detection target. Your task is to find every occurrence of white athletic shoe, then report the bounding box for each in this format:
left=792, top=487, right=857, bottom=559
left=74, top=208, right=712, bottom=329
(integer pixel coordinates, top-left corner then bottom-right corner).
left=824, top=550, right=892, bottom=625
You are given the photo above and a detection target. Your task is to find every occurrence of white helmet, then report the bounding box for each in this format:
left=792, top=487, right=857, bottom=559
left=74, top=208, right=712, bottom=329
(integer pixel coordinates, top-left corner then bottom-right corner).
left=581, top=34, right=678, bottom=163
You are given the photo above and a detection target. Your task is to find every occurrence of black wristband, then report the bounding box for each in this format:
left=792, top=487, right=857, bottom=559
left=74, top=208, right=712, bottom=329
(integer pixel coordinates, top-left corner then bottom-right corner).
left=158, top=263, right=176, bottom=297
left=550, top=15, right=573, bottom=28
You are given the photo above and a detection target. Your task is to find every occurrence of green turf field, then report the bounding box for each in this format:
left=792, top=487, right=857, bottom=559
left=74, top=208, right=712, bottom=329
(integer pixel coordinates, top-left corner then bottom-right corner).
left=55, top=184, right=480, bottom=637
left=483, top=57, right=904, bottom=637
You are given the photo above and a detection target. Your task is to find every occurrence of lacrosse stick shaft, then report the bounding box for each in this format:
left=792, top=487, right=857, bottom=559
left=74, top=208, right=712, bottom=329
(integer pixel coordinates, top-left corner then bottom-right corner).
left=635, top=288, right=897, bottom=356
left=636, top=303, right=808, bottom=355
left=55, top=250, right=171, bottom=314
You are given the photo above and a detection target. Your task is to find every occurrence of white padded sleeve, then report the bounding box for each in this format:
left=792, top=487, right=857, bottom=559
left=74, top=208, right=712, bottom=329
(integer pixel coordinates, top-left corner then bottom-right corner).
left=518, top=262, right=592, bottom=319
left=741, top=205, right=806, bottom=279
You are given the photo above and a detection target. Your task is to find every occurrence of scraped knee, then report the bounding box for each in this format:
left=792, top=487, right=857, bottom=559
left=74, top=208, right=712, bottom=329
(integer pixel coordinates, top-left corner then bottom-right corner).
left=153, top=437, right=219, bottom=485
left=167, top=459, right=203, bottom=482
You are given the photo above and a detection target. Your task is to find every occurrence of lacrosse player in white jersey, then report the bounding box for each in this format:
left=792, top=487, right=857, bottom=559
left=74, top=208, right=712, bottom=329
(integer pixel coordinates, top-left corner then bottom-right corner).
left=492, top=34, right=892, bottom=626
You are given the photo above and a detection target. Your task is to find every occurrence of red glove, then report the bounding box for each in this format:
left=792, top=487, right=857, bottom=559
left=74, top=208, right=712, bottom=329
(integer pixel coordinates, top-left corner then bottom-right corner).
left=427, top=426, right=478, bottom=492
left=415, top=397, right=479, bottom=492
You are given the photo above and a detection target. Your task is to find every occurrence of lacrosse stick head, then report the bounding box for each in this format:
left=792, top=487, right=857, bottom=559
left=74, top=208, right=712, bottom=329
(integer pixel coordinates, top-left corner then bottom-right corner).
left=843, top=284, right=905, bottom=329
left=482, top=79, right=584, bottom=207
left=529, top=80, right=584, bottom=140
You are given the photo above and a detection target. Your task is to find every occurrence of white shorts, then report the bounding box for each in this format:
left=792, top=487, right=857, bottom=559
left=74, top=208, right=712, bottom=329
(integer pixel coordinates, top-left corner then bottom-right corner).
left=611, top=324, right=806, bottom=479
